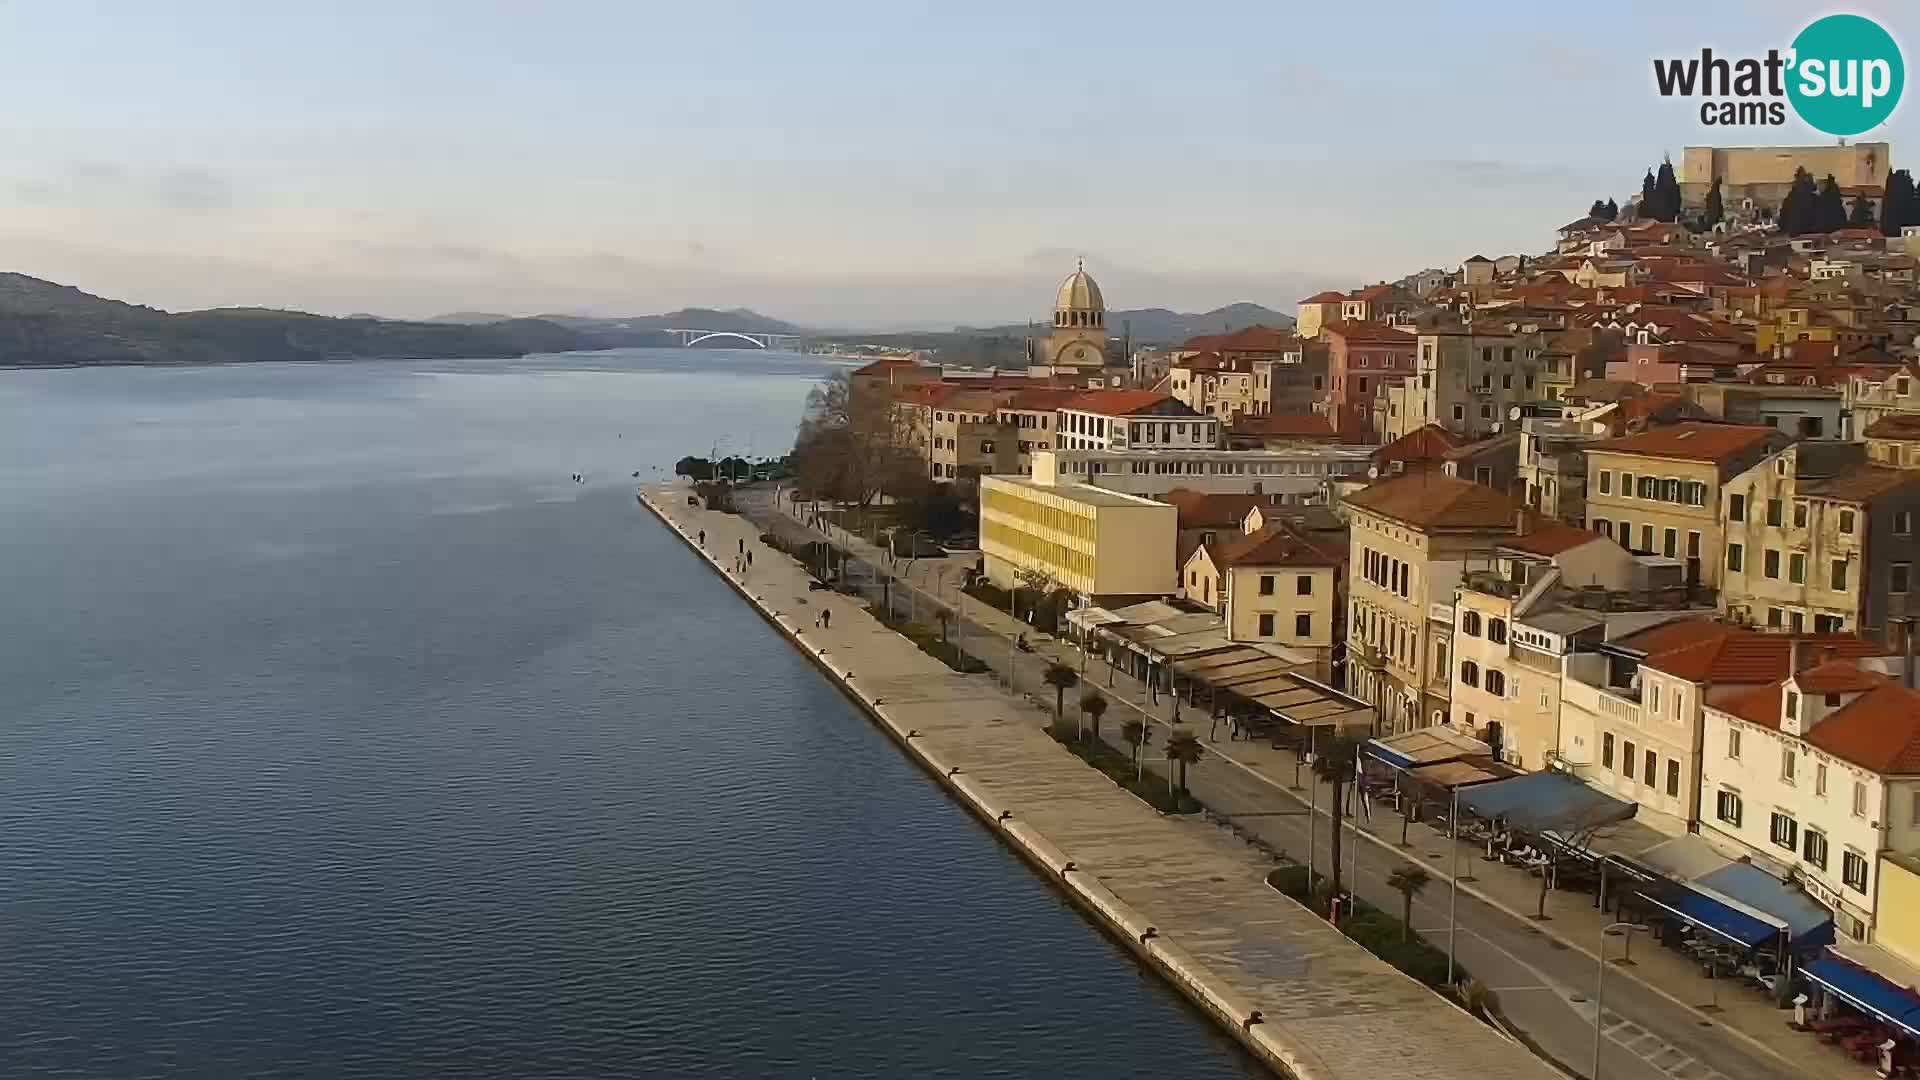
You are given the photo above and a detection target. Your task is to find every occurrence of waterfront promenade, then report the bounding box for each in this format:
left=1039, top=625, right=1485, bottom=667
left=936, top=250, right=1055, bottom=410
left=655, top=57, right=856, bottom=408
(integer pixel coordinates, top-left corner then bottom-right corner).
left=765, top=498, right=1844, bottom=1080
left=639, top=485, right=1559, bottom=1080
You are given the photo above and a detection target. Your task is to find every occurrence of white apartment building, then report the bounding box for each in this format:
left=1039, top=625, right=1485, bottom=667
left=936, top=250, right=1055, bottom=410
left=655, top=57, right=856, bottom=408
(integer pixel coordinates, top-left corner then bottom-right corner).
left=1700, top=659, right=1920, bottom=942
left=1055, top=390, right=1219, bottom=453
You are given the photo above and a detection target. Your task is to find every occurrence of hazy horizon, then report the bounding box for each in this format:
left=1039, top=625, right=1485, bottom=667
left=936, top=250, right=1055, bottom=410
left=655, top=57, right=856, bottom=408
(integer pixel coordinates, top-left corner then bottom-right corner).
left=2, top=1, right=1914, bottom=326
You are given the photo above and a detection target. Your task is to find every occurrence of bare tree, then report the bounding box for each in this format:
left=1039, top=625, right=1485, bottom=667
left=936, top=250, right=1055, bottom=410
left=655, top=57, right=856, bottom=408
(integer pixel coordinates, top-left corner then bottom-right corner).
left=1531, top=808, right=1617, bottom=921
left=792, top=370, right=923, bottom=510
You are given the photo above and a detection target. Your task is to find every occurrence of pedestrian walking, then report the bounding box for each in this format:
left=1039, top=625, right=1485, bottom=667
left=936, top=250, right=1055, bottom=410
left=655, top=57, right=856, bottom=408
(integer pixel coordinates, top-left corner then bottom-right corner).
left=820, top=608, right=831, bottom=630
left=746, top=550, right=754, bottom=568
left=738, top=538, right=745, bottom=555
left=698, top=529, right=707, bottom=547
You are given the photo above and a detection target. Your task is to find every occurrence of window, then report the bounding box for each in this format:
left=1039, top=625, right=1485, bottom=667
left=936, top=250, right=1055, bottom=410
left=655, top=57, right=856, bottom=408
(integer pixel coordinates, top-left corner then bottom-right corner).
left=1840, top=508, right=1855, bottom=533
left=1452, top=404, right=1464, bottom=421
left=1728, top=727, right=1742, bottom=759
left=1649, top=683, right=1661, bottom=712
left=1486, top=670, right=1506, bottom=696
left=1602, top=732, right=1615, bottom=769
left=1793, top=502, right=1808, bottom=528
left=1259, top=575, right=1275, bottom=596
left=1764, top=549, right=1780, bottom=579
left=1623, top=740, right=1636, bottom=776
left=1598, top=520, right=1614, bottom=540
left=1296, top=575, right=1313, bottom=596
left=1663, top=478, right=1681, bottom=503
left=1296, top=613, right=1312, bottom=637
left=1619, top=519, right=1633, bottom=545
left=1488, top=618, right=1507, bottom=644
left=1767, top=498, right=1783, bottom=526
left=1899, top=510, right=1914, bottom=536
left=1816, top=762, right=1829, bottom=796
left=1663, top=529, right=1677, bottom=558
left=1729, top=493, right=1746, bottom=521
left=1621, top=472, right=1636, bottom=497
left=1770, top=812, right=1799, bottom=851
left=1644, top=749, right=1657, bottom=786
left=1781, top=746, right=1797, bottom=783
left=1716, top=789, right=1743, bottom=826
left=1639, top=476, right=1657, bottom=499
left=1804, top=829, right=1829, bottom=870
left=1897, top=564, right=1913, bottom=595
left=1461, top=611, right=1482, bottom=636
left=1258, top=613, right=1275, bottom=637
left=1728, top=543, right=1744, bottom=571
left=1667, top=759, right=1680, bottom=797
left=1599, top=471, right=1612, bottom=495
left=1853, top=780, right=1868, bottom=817
left=1789, top=553, right=1806, bottom=584
left=1844, top=850, right=1869, bottom=893
left=1641, top=525, right=1654, bottom=551
left=1460, top=660, right=1479, bottom=688
left=1832, top=559, right=1849, bottom=592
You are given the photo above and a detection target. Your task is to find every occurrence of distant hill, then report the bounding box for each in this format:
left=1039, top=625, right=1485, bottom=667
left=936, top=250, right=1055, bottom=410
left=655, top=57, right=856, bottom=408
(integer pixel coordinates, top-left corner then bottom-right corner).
left=426, top=311, right=515, bottom=325
left=0, top=274, right=586, bottom=368
left=955, top=302, right=1294, bottom=345
left=427, top=306, right=805, bottom=348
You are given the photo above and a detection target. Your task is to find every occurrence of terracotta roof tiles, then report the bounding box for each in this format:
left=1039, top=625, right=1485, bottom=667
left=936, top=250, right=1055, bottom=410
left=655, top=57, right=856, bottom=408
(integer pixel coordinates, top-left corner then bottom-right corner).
left=1588, top=422, right=1779, bottom=462
left=1342, top=470, right=1525, bottom=531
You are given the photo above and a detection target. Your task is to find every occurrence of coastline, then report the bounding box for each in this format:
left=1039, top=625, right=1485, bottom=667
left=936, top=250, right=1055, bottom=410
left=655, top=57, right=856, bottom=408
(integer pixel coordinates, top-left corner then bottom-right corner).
left=636, top=485, right=1561, bottom=1080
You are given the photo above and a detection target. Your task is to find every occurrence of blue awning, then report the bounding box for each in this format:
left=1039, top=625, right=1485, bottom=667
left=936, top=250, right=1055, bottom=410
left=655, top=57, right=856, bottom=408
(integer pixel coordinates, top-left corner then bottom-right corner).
left=1456, top=771, right=1637, bottom=834
left=1696, top=862, right=1835, bottom=950
left=1636, top=881, right=1783, bottom=951
left=1367, top=740, right=1420, bottom=770
left=1805, top=954, right=1920, bottom=1038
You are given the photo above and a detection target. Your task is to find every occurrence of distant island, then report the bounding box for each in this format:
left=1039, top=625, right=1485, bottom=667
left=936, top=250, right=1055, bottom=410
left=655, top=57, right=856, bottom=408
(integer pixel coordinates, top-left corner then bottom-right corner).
left=0, top=272, right=1294, bottom=369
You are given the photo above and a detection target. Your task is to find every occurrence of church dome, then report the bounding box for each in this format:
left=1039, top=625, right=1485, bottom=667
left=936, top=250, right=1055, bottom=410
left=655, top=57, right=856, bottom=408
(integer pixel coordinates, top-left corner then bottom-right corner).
left=1054, top=262, right=1104, bottom=314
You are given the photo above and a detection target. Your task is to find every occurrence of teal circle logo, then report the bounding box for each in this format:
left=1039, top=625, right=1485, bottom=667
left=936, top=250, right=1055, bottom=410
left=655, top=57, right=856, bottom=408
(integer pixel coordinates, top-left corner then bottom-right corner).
left=1788, top=14, right=1904, bottom=136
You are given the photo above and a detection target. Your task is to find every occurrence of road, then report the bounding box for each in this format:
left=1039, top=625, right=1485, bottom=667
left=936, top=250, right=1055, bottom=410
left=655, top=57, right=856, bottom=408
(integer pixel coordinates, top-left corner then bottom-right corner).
left=736, top=488, right=1819, bottom=1080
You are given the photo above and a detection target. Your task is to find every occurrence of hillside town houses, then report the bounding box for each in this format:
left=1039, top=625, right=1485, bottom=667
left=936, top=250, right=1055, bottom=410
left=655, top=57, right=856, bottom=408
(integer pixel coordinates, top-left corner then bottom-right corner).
left=832, top=143, right=1920, bottom=992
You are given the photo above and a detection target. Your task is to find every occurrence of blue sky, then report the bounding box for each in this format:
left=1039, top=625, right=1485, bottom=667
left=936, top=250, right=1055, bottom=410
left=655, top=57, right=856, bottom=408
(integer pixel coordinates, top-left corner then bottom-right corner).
left=2, top=1, right=1916, bottom=327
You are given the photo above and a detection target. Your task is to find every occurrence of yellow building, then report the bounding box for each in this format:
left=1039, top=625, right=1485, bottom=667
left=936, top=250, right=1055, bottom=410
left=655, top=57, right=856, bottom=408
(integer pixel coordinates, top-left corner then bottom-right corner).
left=1877, top=854, right=1920, bottom=967
left=1181, top=525, right=1342, bottom=671
left=1581, top=422, right=1786, bottom=588
left=980, top=475, right=1176, bottom=599
left=1680, top=143, right=1889, bottom=210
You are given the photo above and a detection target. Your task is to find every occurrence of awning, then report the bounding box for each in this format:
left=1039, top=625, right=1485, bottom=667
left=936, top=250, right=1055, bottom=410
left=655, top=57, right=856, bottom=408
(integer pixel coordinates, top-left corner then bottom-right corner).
left=1457, top=771, right=1637, bottom=834
left=1805, top=953, right=1920, bottom=1037
left=1696, top=862, right=1834, bottom=950
left=1636, top=878, right=1785, bottom=951
left=1367, top=727, right=1492, bottom=771
left=1407, top=757, right=1517, bottom=790
left=1067, top=606, right=1124, bottom=630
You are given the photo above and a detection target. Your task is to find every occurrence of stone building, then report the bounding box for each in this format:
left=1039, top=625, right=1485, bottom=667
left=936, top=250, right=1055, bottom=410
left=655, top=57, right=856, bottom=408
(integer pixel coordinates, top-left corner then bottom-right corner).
left=1027, top=261, right=1109, bottom=370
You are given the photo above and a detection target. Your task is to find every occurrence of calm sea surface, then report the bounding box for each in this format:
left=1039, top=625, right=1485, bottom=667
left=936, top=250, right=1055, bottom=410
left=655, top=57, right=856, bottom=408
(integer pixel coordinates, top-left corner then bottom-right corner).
left=0, top=350, right=1264, bottom=1079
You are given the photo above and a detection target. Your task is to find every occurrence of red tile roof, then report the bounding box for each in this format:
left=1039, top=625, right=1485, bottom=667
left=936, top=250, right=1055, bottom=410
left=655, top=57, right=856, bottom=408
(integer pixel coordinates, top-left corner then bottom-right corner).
left=1866, top=414, right=1920, bottom=441
left=1714, top=661, right=1920, bottom=774
left=1631, top=625, right=1890, bottom=683
left=1300, top=290, right=1348, bottom=304
left=1323, top=320, right=1418, bottom=346
left=1211, top=525, right=1344, bottom=569
left=1589, top=421, right=1779, bottom=462
left=1501, top=522, right=1605, bottom=557
left=1060, top=389, right=1192, bottom=417
left=1162, top=488, right=1266, bottom=529
left=1372, top=423, right=1466, bottom=467
left=1342, top=470, right=1525, bottom=531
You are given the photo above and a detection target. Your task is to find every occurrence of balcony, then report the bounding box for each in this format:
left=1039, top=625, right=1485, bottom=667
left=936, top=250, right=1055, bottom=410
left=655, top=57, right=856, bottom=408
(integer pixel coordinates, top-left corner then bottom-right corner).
left=1562, top=677, right=1643, bottom=727
left=1350, top=640, right=1386, bottom=669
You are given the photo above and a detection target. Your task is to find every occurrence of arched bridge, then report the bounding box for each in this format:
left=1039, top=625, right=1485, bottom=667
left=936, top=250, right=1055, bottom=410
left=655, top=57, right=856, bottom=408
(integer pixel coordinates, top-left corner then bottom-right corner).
left=663, top=328, right=804, bottom=350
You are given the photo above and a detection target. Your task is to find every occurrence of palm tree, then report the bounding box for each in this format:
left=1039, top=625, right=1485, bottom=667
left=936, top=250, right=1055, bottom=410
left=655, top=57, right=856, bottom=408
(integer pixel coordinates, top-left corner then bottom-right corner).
left=1079, top=690, right=1108, bottom=743
left=1120, top=718, right=1148, bottom=781
left=1386, top=864, right=1432, bottom=943
left=1163, top=728, right=1205, bottom=807
left=1312, top=734, right=1362, bottom=907
left=1043, top=662, right=1080, bottom=730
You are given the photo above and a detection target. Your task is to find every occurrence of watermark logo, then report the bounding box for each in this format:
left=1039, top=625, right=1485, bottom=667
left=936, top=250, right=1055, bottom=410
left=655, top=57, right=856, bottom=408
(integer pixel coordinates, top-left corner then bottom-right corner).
left=1653, top=13, right=1903, bottom=134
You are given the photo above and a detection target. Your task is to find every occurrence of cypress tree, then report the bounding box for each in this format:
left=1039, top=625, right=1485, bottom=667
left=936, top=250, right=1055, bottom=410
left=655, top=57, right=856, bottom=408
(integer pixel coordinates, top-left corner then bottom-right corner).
left=1884, top=169, right=1917, bottom=235
left=1815, top=174, right=1848, bottom=233
left=1602, top=198, right=1618, bottom=222
left=1779, top=168, right=1817, bottom=235
left=1654, top=159, right=1682, bottom=222
left=1589, top=198, right=1608, bottom=220
left=1849, top=193, right=1877, bottom=228
left=1641, top=170, right=1656, bottom=217
left=1703, top=177, right=1724, bottom=228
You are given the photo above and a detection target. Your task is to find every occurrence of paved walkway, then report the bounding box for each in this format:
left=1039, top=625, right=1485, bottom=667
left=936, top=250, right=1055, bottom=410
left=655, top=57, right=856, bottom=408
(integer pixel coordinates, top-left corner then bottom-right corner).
left=643, top=485, right=1559, bottom=1080
left=747, top=490, right=1859, bottom=1080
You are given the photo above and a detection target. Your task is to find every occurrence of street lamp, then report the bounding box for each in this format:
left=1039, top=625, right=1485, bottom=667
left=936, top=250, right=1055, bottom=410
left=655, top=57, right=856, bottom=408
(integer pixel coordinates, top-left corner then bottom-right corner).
left=1593, top=921, right=1650, bottom=1080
